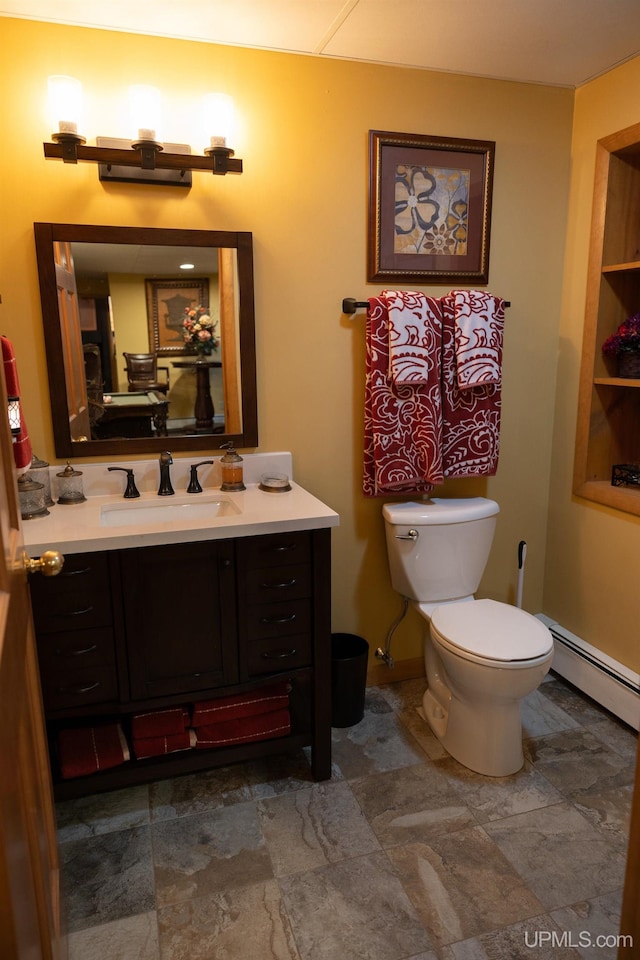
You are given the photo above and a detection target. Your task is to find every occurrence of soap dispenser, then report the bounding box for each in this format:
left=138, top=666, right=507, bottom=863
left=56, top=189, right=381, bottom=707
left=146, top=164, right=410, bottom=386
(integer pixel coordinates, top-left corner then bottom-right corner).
left=219, top=442, right=245, bottom=491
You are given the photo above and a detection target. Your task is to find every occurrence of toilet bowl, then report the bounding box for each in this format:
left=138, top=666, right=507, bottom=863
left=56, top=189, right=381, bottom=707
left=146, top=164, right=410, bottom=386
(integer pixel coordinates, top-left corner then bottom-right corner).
left=420, top=598, right=553, bottom=776
left=382, top=498, right=554, bottom=777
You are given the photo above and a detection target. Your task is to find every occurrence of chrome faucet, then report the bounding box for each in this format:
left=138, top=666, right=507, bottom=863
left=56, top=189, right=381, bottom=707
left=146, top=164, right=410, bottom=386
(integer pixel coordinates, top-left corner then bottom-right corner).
left=158, top=451, right=175, bottom=496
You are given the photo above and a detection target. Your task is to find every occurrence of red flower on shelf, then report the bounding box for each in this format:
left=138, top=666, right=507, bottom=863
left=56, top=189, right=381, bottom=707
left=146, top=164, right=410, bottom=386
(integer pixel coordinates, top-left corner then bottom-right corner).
left=602, top=313, right=640, bottom=356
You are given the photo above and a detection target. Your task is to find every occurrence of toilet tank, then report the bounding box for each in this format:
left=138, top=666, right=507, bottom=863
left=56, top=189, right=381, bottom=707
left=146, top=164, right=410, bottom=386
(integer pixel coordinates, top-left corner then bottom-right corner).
left=382, top=498, right=499, bottom=602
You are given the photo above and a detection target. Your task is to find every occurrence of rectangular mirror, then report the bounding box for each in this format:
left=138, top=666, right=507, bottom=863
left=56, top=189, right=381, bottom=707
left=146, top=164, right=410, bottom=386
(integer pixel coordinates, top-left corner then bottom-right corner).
left=34, top=223, right=258, bottom=457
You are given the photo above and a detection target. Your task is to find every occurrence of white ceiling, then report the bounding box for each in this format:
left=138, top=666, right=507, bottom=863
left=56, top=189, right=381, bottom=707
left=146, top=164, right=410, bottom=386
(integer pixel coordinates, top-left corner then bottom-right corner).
left=2, top=0, right=640, bottom=88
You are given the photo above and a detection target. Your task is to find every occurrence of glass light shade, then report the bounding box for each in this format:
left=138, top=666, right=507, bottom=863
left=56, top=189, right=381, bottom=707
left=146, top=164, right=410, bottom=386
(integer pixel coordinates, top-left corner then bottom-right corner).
left=129, top=84, right=163, bottom=143
left=202, top=93, right=235, bottom=150
left=7, top=397, right=20, bottom=435
left=48, top=75, right=83, bottom=137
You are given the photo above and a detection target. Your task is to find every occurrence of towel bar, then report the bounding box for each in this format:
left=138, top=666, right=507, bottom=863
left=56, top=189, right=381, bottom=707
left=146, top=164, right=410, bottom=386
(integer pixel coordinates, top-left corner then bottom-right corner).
left=343, top=296, right=511, bottom=314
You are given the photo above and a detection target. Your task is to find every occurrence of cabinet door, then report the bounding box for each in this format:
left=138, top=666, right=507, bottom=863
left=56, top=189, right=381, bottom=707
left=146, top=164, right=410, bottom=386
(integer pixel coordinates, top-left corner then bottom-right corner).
left=120, top=540, right=238, bottom=700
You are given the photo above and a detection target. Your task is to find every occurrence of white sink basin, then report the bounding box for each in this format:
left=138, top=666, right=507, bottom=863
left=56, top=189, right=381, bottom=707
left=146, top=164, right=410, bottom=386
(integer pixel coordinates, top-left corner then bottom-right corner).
left=100, top=496, right=241, bottom=528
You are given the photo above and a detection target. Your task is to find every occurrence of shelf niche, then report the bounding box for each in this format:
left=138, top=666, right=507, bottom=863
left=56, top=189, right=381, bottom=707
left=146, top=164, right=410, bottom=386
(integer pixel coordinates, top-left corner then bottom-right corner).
left=573, top=121, right=640, bottom=515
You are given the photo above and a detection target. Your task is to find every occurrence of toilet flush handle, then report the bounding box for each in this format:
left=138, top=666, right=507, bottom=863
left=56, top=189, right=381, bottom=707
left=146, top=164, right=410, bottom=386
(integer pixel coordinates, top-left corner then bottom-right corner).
left=396, top=528, right=419, bottom=541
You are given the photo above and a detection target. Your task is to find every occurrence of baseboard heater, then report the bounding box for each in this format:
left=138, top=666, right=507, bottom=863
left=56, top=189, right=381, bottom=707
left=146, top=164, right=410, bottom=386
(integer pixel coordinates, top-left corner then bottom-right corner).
left=536, top=614, right=640, bottom=731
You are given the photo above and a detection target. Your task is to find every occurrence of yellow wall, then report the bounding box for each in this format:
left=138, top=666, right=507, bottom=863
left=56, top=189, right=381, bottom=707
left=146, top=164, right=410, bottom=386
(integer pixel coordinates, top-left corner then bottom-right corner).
left=0, top=18, right=575, bottom=666
left=110, top=275, right=148, bottom=390
left=545, top=56, right=640, bottom=673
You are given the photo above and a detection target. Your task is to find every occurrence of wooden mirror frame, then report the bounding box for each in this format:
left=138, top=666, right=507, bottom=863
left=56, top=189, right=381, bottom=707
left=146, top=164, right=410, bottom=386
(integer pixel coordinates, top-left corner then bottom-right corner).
left=34, top=223, right=258, bottom=458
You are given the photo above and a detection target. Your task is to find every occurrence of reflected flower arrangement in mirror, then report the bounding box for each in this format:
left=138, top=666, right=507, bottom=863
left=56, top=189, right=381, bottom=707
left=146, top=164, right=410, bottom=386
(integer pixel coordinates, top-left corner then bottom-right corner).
left=182, top=306, right=220, bottom=356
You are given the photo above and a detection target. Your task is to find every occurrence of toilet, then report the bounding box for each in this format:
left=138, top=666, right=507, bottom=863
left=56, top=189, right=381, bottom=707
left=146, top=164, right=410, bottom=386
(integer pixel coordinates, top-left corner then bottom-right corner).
left=383, top=497, right=553, bottom=777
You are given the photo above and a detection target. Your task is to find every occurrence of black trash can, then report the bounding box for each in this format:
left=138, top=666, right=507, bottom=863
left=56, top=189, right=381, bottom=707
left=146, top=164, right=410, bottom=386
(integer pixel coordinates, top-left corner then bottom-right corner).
left=331, top=633, right=369, bottom=728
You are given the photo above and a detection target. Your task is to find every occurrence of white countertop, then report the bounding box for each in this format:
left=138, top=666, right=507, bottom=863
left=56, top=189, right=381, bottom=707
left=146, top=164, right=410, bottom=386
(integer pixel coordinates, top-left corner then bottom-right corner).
left=22, top=452, right=339, bottom=555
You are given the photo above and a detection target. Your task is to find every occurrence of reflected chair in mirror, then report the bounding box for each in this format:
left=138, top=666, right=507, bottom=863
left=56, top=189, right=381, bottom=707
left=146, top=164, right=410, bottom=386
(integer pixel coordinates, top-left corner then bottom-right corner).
left=123, top=352, right=170, bottom=395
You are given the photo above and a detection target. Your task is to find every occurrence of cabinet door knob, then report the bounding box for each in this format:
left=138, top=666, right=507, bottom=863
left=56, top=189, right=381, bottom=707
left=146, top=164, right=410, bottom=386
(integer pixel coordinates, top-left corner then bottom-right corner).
left=261, top=648, right=297, bottom=659
left=23, top=549, right=64, bottom=577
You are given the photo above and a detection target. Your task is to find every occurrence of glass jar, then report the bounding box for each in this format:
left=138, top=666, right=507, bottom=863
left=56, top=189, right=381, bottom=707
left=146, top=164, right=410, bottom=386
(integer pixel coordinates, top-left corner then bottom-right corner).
left=29, top=453, right=54, bottom=506
left=56, top=462, right=86, bottom=504
left=17, top=474, right=49, bottom=519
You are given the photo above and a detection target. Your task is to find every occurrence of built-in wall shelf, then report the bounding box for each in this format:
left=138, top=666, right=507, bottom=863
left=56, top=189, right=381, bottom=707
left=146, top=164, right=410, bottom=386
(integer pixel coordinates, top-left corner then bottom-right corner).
left=573, top=121, right=640, bottom=517
left=602, top=261, right=640, bottom=274
left=593, top=377, right=640, bottom=387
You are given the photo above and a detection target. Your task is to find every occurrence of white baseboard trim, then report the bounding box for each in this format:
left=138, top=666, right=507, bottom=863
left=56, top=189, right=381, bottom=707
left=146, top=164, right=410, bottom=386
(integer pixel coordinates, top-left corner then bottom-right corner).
left=537, top=614, right=640, bottom=731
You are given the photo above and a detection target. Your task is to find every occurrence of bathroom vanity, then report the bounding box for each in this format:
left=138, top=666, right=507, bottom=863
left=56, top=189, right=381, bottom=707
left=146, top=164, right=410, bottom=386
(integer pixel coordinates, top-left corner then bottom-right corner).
left=23, top=455, right=339, bottom=800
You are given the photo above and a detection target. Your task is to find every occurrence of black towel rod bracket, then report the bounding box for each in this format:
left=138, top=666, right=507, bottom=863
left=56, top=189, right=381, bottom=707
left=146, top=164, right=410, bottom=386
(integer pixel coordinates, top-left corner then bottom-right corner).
left=343, top=296, right=510, bottom=314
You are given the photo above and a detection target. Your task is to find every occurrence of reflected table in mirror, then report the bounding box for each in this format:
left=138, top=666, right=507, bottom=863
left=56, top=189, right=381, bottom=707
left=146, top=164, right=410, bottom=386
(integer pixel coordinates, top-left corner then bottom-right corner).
left=94, top=391, right=169, bottom=439
left=173, top=359, right=223, bottom=432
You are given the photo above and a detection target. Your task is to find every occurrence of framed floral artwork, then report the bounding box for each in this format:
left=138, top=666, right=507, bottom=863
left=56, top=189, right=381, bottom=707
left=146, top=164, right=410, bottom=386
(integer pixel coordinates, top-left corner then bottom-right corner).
left=146, top=278, right=210, bottom=356
left=367, top=130, right=495, bottom=284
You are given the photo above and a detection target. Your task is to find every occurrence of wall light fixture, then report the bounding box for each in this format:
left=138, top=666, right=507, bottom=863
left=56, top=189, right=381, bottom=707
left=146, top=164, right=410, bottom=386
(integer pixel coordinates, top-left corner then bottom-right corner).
left=7, top=397, right=21, bottom=436
left=44, top=76, right=243, bottom=187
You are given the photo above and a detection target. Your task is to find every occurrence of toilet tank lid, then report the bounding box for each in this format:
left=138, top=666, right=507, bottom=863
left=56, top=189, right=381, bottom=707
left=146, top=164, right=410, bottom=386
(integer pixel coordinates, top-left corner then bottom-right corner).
left=383, top=497, right=499, bottom=525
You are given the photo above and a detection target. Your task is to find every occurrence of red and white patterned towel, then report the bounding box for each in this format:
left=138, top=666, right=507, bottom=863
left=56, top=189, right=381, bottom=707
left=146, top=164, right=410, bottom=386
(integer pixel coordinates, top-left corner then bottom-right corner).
left=363, top=290, right=503, bottom=495
left=363, top=294, right=443, bottom=496
left=452, top=290, right=505, bottom=390
left=384, top=289, right=441, bottom=385
left=442, top=294, right=501, bottom=479
left=1, top=335, right=32, bottom=473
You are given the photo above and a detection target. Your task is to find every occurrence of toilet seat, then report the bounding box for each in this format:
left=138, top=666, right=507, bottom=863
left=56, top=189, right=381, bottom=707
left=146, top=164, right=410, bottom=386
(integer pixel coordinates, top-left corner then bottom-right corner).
left=430, top=598, right=553, bottom=663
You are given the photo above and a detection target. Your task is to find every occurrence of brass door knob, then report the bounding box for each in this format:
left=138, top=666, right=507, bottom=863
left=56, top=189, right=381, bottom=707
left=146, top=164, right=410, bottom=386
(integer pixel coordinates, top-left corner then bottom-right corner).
left=23, top=549, right=64, bottom=577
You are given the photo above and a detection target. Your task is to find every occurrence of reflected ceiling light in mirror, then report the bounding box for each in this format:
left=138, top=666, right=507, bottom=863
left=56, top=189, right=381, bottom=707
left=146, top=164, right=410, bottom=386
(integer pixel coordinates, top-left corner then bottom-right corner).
left=180, top=263, right=195, bottom=270
left=43, top=77, right=243, bottom=185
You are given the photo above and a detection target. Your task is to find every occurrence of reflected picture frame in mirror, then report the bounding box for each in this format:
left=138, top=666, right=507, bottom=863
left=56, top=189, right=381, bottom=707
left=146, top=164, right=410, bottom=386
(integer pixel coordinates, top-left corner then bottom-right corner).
left=33, top=223, right=258, bottom=458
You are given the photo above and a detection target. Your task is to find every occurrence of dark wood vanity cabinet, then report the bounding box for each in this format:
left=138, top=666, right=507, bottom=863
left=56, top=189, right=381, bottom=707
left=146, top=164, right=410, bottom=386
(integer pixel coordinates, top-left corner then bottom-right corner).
left=29, top=528, right=332, bottom=800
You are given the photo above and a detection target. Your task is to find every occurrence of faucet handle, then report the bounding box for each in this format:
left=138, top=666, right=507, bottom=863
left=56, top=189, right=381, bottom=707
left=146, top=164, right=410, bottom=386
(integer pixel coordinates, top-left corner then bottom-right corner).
left=187, top=460, right=214, bottom=494
left=107, top=466, right=140, bottom=499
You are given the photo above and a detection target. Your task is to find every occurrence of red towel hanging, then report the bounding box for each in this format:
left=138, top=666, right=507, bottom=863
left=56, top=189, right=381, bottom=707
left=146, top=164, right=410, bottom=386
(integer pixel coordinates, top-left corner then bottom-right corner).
left=1, top=335, right=32, bottom=472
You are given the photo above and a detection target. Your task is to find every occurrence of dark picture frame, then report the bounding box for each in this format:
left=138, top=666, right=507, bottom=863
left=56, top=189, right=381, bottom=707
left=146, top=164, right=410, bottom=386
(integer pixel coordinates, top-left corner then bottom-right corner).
left=368, top=130, right=495, bottom=284
left=146, top=278, right=210, bottom=356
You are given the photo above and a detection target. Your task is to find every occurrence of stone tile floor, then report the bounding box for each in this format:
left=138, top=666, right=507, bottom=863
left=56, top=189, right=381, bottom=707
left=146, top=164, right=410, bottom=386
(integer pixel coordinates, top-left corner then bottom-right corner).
left=57, top=672, right=637, bottom=959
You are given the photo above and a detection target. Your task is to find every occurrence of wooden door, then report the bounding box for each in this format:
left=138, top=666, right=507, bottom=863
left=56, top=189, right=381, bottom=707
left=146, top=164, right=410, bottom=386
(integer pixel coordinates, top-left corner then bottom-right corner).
left=618, top=734, right=640, bottom=956
left=54, top=240, right=90, bottom=442
left=0, top=356, right=63, bottom=955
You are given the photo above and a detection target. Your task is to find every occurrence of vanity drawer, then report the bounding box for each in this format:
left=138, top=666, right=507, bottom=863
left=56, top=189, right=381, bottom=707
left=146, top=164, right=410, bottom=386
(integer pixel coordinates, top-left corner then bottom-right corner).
left=40, top=661, right=119, bottom=712
left=30, top=552, right=113, bottom=633
left=247, top=633, right=312, bottom=676
left=242, top=532, right=311, bottom=569
left=246, top=598, right=311, bottom=641
left=37, top=627, right=115, bottom=671
left=246, top=564, right=311, bottom=604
